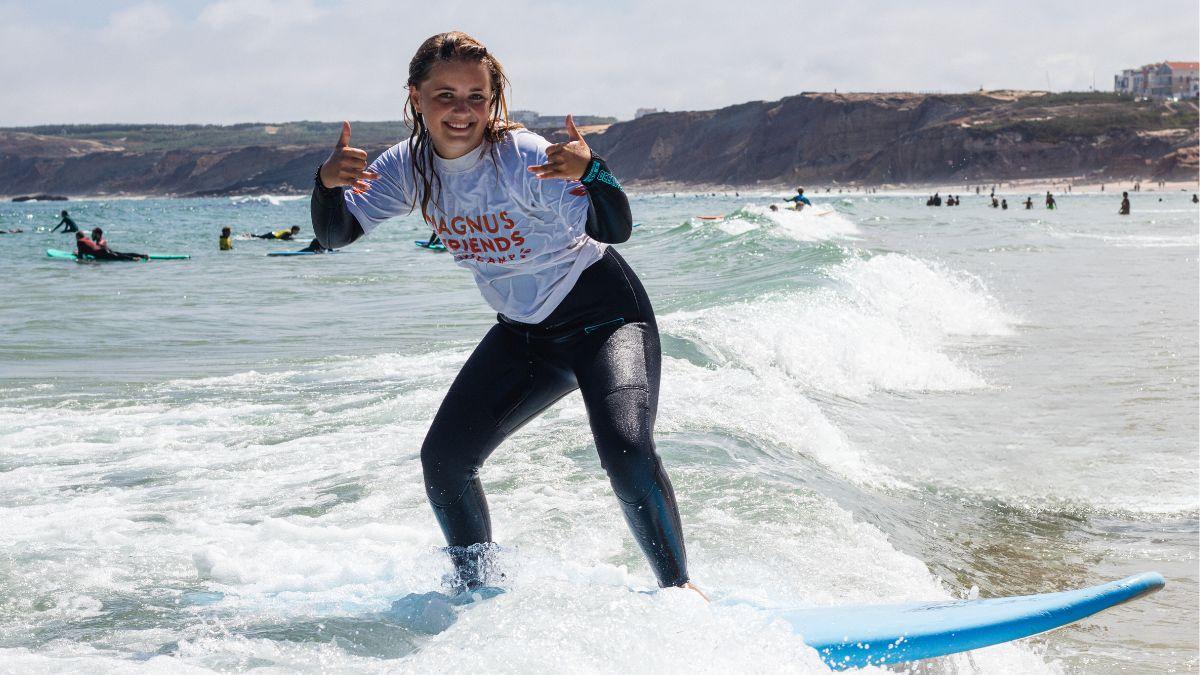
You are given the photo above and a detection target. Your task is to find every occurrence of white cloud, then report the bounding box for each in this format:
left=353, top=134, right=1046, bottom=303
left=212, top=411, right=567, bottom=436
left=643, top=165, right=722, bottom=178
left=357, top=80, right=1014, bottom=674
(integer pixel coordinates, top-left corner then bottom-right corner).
left=103, top=2, right=174, bottom=43
left=0, top=0, right=1196, bottom=126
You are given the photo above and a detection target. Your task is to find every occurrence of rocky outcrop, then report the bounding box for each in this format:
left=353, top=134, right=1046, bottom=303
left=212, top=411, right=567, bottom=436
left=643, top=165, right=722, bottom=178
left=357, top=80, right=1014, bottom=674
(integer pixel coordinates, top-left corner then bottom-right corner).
left=0, top=93, right=1194, bottom=197
left=585, top=91, right=1198, bottom=186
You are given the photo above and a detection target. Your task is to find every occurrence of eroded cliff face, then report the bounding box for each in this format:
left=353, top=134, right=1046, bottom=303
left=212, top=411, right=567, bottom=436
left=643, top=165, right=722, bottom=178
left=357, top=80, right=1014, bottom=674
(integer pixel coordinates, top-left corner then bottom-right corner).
left=0, top=92, right=1195, bottom=197
left=586, top=92, right=1198, bottom=186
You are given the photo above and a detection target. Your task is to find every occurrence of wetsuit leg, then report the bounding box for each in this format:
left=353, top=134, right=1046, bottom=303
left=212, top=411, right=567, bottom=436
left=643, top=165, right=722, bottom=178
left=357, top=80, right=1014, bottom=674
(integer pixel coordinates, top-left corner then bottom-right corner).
left=569, top=252, right=689, bottom=588
left=421, top=324, right=577, bottom=586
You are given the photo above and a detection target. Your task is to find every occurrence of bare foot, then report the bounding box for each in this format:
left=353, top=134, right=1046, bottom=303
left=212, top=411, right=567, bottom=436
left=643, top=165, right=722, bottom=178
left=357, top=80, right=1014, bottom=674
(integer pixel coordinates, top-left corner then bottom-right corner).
left=682, top=582, right=710, bottom=602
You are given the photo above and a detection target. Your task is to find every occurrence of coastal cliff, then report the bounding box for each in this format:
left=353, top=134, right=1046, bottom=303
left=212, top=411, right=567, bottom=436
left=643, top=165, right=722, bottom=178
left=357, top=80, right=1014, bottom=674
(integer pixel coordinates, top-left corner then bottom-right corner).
left=1, top=92, right=1195, bottom=197
left=584, top=91, right=1197, bottom=186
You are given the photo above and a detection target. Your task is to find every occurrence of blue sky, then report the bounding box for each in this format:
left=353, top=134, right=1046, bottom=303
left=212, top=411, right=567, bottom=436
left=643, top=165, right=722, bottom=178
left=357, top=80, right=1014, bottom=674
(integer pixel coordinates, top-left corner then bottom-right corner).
left=1, top=0, right=1197, bottom=126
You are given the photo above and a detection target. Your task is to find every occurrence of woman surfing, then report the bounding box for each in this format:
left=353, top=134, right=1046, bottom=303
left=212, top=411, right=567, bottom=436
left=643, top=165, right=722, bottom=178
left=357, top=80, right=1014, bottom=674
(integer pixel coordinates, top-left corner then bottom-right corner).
left=310, top=31, right=702, bottom=598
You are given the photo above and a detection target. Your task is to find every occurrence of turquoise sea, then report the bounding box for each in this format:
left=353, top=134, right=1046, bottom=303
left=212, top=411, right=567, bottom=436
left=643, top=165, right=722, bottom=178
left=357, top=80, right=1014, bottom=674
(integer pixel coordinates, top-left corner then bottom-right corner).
left=1, top=190, right=1197, bottom=672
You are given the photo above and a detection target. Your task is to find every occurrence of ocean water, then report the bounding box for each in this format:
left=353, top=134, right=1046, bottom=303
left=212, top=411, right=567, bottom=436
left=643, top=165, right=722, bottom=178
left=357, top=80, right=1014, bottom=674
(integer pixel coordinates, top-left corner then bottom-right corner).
left=0, top=190, right=1196, bottom=673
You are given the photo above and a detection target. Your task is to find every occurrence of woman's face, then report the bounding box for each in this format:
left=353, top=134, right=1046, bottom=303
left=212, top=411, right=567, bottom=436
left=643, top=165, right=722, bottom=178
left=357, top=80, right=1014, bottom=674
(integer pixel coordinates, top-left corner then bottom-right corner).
left=410, top=59, right=493, bottom=160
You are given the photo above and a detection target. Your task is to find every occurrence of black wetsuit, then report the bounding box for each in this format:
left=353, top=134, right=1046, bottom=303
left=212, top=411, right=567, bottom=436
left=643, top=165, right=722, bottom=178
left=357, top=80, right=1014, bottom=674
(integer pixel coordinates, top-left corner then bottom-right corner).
left=299, top=237, right=327, bottom=253
left=311, top=154, right=688, bottom=590
left=52, top=215, right=79, bottom=233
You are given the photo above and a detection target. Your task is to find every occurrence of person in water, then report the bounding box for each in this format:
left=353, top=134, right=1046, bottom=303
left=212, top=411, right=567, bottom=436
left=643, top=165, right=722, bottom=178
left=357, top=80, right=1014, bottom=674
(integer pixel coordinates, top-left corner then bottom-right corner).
left=1191, top=194, right=1198, bottom=204
left=786, top=187, right=812, bottom=211
left=220, top=227, right=233, bottom=250
left=74, top=231, right=146, bottom=261
left=1001, top=198, right=1008, bottom=210
left=1024, top=197, right=1033, bottom=209
left=298, top=237, right=328, bottom=253
left=310, top=31, right=702, bottom=598
left=424, top=231, right=443, bottom=247
left=254, top=226, right=301, bottom=240
left=1045, top=192, right=1056, bottom=209
left=51, top=210, right=79, bottom=233
left=1119, top=192, right=1131, bottom=215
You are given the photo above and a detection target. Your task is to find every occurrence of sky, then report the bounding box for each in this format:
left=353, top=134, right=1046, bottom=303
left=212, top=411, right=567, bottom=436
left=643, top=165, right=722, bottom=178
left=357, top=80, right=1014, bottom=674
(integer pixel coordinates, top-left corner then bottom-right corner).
left=1, top=0, right=1197, bottom=126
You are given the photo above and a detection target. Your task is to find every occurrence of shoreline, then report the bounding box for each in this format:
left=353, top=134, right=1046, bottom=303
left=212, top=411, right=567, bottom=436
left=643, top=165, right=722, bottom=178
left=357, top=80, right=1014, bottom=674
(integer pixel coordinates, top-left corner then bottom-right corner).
left=4, top=178, right=1197, bottom=203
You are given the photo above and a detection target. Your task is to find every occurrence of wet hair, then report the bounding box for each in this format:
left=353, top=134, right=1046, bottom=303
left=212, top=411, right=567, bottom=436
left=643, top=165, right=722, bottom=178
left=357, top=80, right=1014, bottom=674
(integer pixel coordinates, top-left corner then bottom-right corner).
left=75, top=231, right=85, bottom=239
left=92, top=227, right=103, bottom=236
left=290, top=226, right=300, bottom=232
left=405, top=31, right=521, bottom=224
left=221, top=227, right=231, bottom=235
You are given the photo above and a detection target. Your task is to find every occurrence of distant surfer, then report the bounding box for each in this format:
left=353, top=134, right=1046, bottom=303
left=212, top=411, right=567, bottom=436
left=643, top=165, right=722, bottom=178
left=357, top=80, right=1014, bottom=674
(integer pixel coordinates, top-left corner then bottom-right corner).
left=424, top=231, right=443, bottom=248
left=310, top=31, right=702, bottom=599
left=220, top=227, right=233, bottom=250
left=786, top=187, right=812, bottom=211
left=50, top=210, right=79, bottom=233
left=253, top=226, right=301, bottom=240
left=1119, top=192, right=1131, bottom=215
left=1045, top=192, right=1057, bottom=210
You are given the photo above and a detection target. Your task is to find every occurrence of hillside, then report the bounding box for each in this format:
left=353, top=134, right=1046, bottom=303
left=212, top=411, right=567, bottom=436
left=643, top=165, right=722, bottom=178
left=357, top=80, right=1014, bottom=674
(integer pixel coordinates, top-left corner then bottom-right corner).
left=1, top=92, right=1195, bottom=197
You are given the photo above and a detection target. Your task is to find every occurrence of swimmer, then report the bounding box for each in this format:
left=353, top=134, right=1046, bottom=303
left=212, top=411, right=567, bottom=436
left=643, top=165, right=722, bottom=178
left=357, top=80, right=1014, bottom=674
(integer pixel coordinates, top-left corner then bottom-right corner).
left=50, top=210, right=79, bottom=233
left=1024, top=197, right=1033, bottom=209
left=785, top=187, right=812, bottom=211
left=310, top=31, right=703, bottom=600
left=1045, top=192, right=1057, bottom=210
left=220, top=227, right=233, bottom=250
left=253, top=226, right=301, bottom=240
left=1119, top=192, right=1130, bottom=215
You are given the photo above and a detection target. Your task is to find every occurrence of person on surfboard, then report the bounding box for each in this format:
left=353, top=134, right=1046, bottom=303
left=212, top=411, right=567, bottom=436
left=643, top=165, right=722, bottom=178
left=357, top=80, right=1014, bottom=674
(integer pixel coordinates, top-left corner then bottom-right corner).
left=310, top=31, right=703, bottom=599
left=785, top=187, right=812, bottom=211
left=253, top=226, right=301, bottom=240
left=74, top=231, right=146, bottom=261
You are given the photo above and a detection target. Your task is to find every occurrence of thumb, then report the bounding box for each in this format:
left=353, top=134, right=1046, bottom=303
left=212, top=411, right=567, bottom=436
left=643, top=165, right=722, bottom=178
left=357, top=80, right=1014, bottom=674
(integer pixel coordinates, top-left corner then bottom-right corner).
left=337, top=121, right=351, bottom=148
left=565, top=114, right=583, bottom=142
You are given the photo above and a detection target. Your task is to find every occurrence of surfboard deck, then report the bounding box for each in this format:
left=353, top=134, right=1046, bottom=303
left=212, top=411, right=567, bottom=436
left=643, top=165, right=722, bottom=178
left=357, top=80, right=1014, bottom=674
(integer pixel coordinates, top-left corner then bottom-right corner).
left=46, top=248, right=189, bottom=261
left=762, top=572, right=1164, bottom=669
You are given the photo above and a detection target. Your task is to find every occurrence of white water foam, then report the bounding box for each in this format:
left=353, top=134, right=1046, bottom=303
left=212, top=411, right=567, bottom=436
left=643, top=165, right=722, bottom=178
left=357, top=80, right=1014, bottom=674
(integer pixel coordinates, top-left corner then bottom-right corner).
left=230, top=195, right=306, bottom=206
left=713, top=205, right=860, bottom=241
left=662, top=253, right=1013, bottom=401
left=0, top=341, right=1056, bottom=673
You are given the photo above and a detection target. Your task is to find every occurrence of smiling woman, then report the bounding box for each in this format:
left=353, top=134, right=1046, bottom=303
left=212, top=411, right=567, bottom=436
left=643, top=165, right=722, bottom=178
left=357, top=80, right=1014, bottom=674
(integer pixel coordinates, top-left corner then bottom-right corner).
left=309, top=31, right=701, bottom=598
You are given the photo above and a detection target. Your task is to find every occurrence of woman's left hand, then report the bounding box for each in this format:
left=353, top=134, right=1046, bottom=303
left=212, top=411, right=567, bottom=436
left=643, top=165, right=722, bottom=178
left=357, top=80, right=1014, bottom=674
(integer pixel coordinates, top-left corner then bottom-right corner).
left=528, top=114, right=591, bottom=181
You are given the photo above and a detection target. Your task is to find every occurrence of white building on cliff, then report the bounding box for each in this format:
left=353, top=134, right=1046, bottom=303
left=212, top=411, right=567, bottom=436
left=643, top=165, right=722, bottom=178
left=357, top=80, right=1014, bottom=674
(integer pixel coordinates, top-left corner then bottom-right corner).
left=1115, top=61, right=1199, bottom=99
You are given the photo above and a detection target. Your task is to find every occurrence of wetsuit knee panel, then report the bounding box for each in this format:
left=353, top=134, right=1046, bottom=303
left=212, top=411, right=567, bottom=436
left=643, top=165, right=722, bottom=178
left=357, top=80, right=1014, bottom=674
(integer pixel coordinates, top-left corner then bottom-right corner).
left=590, top=385, right=664, bottom=503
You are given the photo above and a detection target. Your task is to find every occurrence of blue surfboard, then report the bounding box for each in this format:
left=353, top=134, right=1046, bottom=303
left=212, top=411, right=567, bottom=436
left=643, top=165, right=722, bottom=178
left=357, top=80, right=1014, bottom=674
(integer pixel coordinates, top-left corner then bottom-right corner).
left=764, top=572, right=1164, bottom=669
left=414, top=239, right=447, bottom=251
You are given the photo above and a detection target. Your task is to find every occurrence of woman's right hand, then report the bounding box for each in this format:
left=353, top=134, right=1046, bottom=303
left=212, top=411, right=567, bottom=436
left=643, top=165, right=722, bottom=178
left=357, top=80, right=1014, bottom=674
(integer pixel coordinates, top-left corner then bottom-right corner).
left=319, top=121, right=379, bottom=193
